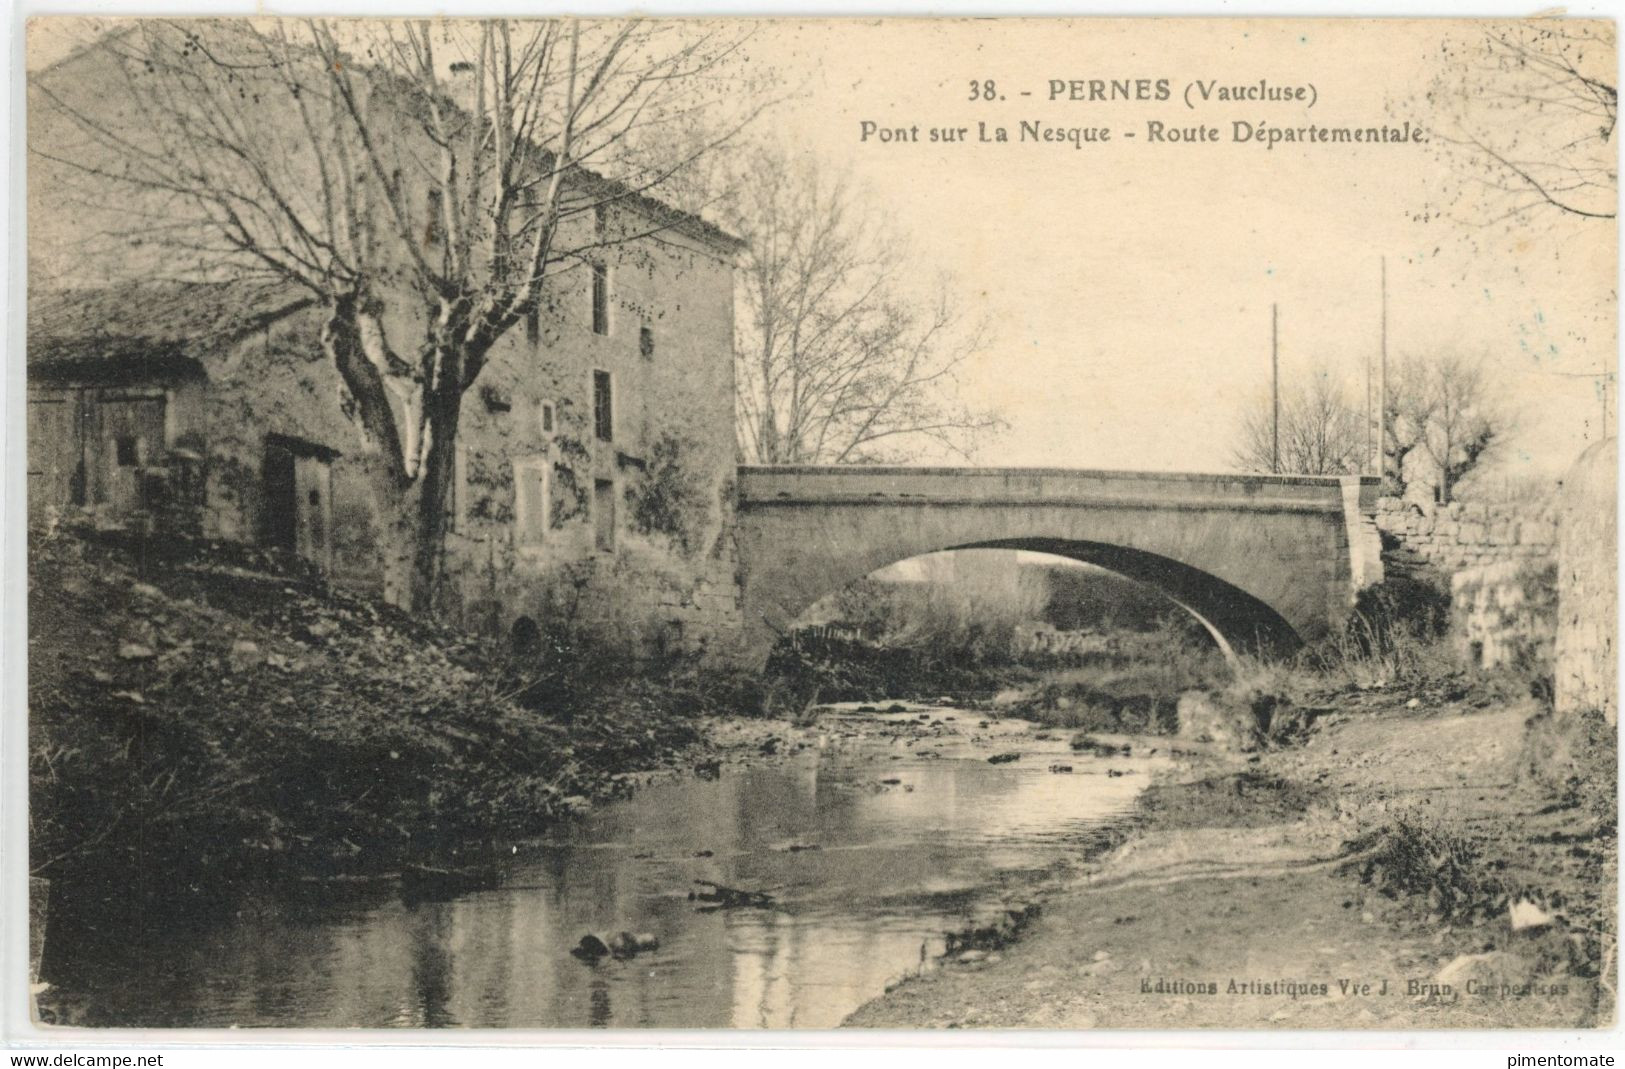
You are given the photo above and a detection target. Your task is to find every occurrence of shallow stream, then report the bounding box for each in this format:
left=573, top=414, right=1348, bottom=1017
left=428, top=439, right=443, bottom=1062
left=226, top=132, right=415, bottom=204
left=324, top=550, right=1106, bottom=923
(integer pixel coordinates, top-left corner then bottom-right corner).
left=46, top=707, right=1163, bottom=1029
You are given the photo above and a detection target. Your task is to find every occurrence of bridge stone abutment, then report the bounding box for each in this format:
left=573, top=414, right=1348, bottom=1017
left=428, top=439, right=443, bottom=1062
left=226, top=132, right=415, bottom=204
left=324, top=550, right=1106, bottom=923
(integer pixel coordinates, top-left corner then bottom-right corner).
left=733, top=466, right=1381, bottom=667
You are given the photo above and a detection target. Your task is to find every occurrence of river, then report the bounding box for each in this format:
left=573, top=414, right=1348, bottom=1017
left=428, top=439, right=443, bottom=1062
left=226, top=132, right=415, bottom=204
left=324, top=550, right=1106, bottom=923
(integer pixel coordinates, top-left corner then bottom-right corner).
left=41, top=706, right=1163, bottom=1029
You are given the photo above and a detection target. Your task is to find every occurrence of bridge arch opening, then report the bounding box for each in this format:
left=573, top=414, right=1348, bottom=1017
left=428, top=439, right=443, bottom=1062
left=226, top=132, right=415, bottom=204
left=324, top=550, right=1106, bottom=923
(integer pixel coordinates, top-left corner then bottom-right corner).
left=775, top=539, right=1303, bottom=669
left=961, top=538, right=1302, bottom=658
left=768, top=545, right=1261, bottom=721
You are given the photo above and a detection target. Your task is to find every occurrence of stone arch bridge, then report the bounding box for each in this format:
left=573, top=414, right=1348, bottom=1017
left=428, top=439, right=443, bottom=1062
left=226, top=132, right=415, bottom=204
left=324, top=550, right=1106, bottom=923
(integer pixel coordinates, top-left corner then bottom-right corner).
left=733, top=466, right=1383, bottom=665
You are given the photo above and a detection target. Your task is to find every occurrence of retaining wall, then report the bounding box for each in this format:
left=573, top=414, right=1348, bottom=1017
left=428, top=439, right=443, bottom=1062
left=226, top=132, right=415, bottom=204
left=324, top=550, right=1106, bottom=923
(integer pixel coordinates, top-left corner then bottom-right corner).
left=1554, top=441, right=1617, bottom=725
left=1374, top=497, right=1559, bottom=670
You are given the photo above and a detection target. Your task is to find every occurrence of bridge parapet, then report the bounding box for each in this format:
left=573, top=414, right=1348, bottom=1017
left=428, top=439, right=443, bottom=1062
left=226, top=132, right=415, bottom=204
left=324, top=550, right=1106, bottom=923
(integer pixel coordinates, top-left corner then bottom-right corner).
left=739, top=466, right=1379, bottom=515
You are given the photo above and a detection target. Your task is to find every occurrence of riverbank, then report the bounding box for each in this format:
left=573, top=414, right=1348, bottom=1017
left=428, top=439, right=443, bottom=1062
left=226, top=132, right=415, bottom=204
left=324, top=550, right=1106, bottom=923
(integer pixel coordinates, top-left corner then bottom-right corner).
left=846, top=694, right=1616, bottom=1029
left=766, top=623, right=1229, bottom=731
left=28, top=526, right=778, bottom=930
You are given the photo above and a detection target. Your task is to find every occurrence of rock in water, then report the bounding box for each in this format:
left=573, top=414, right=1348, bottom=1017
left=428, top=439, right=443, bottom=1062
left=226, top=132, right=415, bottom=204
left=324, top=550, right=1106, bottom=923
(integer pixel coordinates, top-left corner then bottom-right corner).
left=227, top=639, right=262, bottom=672
left=570, top=933, right=613, bottom=961
left=1175, top=690, right=1259, bottom=751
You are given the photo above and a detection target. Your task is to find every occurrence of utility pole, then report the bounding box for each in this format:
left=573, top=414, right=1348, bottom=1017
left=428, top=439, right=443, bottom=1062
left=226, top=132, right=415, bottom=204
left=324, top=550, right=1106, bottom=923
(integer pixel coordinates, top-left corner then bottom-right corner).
left=1271, top=302, right=1280, bottom=474
left=1378, top=257, right=1388, bottom=485
left=1365, top=344, right=1373, bottom=475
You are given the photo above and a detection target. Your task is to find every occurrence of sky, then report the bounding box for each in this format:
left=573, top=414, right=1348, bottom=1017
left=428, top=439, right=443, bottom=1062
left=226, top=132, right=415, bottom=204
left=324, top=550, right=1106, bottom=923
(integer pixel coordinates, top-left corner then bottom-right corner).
left=733, top=18, right=1616, bottom=480
left=27, top=16, right=1617, bottom=482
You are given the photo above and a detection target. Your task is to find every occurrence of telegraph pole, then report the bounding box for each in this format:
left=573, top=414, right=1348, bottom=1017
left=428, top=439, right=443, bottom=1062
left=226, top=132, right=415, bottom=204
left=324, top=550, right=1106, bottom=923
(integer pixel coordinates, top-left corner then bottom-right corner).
left=1271, top=303, right=1280, bottom=474
left=1365, top=324, right=1373, bottom=474
left=1378, top=257, right=1388, bottom=485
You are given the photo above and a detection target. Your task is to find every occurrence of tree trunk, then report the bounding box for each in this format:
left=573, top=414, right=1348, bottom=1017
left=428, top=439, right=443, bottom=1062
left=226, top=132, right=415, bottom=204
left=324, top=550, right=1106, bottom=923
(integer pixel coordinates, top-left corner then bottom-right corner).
left=323, top=294, right=478, bottom=615
left=411, top=353, right=466, bottom=614
left=322, top=296, right=409, bottom=484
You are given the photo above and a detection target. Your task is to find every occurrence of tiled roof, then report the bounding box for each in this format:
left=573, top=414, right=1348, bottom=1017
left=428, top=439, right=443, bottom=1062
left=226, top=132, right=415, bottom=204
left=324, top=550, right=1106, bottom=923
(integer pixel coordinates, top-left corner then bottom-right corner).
left=27, top=278, right=315, bottom=373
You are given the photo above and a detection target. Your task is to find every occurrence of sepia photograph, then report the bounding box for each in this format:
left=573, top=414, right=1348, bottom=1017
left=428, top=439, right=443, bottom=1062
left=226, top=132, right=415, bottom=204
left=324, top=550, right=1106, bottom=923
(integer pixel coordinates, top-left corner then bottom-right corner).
left=12, top=10, right=1620, bottom=1036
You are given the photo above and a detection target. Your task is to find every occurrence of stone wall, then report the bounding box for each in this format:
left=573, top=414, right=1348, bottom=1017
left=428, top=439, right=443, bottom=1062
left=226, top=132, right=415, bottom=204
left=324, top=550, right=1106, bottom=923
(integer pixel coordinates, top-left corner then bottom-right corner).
left=1449, top=559, right=1559, bottom=672
left=1374, top=497, right=1559, bottom=670
left=1373, top=497, right=1557, bottom=576
left=1554, top=440, right=1617, bottom=725
left=1342, top=477, right=1386, bottom=593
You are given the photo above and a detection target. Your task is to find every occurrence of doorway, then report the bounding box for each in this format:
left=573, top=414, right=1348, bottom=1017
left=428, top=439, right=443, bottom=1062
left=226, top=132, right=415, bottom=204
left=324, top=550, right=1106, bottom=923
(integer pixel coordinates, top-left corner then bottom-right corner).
left=263, top=434, right=336, bottom=572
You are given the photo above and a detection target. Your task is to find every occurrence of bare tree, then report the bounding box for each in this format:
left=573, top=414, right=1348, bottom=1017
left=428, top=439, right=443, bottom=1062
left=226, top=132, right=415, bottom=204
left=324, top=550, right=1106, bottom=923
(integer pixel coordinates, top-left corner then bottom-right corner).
left=725, top=147, right=1002, bottom=464
left=1426, top=20, right=1616, bottom=225
left=1383, top=353, right=1504, bottom=504
left=31, top=18, right=755, bottom=609
left=1232, top=367, right=1366, bottom=476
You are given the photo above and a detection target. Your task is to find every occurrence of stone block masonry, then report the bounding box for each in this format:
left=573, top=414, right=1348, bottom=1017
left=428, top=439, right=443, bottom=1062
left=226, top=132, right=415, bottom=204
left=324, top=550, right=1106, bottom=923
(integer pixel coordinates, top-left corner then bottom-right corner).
left=1374, top=496, right=1559, bottom=671
left=1374, top=497, right=1557, bottom=577
left=1450, top=558, right=1558, bottom=673
left=1554, top=441, right=1617, bottom=726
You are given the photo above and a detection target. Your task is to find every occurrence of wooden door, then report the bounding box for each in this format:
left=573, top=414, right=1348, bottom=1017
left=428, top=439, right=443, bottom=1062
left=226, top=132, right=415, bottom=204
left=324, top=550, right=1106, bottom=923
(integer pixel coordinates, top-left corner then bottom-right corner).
left=262, top=442, right=297, bottom=550
left=26, top=393, right=81, bottom=524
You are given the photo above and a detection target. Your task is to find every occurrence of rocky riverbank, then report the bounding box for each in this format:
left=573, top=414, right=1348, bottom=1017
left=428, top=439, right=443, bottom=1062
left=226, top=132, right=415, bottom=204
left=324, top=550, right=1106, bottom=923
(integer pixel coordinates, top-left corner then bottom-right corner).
left=28, top=525, right=777, bottom=941
left=846, top=694, right=1616, bottom=1029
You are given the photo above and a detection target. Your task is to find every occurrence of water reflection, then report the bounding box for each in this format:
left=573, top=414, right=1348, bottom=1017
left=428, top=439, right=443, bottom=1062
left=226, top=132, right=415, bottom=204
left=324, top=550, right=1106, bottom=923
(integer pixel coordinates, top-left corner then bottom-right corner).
left=48, top=711, right=1159, bottom=1029
left=406, top=908, right=455, bottom=1028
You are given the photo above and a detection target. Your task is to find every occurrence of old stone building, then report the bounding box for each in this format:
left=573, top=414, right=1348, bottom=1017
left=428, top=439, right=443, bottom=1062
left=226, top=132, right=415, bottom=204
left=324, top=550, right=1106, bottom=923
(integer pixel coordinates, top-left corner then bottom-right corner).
left=28, top=32, right=745, bottom=657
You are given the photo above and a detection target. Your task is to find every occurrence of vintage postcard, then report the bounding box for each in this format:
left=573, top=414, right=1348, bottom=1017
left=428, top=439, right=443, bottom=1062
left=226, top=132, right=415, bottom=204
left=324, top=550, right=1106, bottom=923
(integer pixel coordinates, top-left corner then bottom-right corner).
left=15, top=13, right=1618, bottom=1034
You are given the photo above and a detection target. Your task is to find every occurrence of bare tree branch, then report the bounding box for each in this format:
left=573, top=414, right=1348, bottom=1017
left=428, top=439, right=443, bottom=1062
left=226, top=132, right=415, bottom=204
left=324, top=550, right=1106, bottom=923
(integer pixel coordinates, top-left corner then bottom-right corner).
left=1423, top=20, right=1616, bottom=225
left=1232, top=366, right=1367, bottom=476
left=718, top=147, right=1003, bottom=465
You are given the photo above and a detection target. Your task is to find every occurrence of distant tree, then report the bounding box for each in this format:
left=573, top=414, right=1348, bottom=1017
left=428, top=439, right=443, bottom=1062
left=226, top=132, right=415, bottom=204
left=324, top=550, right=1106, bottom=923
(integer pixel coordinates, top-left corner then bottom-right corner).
left=1040, top=563, right=1172, bottom=632
left=724, top=147, right=1003, bottom=464
left=1383, top=353, right=1505, bottom=504
left=803, top=551, right=1045, bottom=658
left=900, top=553, right=1048, bottom=656
left=1232, top=367, right=1367, bottom=476
left=1425, top=21, right=1616, bottom=226
left=32, top=18, right=754, bottom=610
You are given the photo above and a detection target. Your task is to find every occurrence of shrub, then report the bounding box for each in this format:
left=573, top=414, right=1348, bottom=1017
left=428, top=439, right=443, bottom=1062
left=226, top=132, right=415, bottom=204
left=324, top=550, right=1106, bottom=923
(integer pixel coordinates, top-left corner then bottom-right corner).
left=1005, top=620, right=1230, bottom=733
left=624, top=432, right=714, bottom=556
left=1342, top=817, right=1508, bottom=923
left=1519, top=707, right=1618, bottom=823
left=804, top=555, right=1050, bottom=661
left=1347, top=575, right=1452, bottom=653
left=1303, top=575, right=1463, bottom=692
left=761, top=638, right=1032, bottom=709
left=1219, top=660, right=1314, bottom=745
